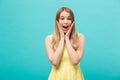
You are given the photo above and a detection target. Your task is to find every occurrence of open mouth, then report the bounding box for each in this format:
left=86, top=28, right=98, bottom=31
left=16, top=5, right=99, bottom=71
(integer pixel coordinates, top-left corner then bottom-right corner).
left=63, top=26, right=69, bottom=28
left=62, top=26, right=69, bottom=31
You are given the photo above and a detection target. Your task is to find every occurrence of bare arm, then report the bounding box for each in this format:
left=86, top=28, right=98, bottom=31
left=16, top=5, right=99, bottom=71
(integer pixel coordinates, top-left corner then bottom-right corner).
left=45, top=36, right=64, bottom=67
left=65, top=34, right=85, bottom=65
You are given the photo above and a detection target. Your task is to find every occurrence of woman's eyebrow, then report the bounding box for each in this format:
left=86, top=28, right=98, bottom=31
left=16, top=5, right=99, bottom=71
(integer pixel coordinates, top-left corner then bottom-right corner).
left=60, top=16, right=64, bottom=18
left=68, top=16, right=72, bottom=18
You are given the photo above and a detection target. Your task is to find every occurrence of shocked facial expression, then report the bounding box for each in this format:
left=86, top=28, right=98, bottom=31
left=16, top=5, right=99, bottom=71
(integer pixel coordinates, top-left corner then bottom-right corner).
left=59, top=11, right=72, bottom=33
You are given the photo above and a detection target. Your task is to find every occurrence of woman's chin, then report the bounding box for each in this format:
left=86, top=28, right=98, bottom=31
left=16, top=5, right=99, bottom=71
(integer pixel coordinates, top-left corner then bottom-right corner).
left=63, top=31, right=68, bottom=34
left=64, top=32, right=67, bottom=34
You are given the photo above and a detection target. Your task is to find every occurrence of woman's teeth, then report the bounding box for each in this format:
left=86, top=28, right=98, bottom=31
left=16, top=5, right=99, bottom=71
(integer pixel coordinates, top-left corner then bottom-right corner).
left=63, top=26, right=68, bottom=28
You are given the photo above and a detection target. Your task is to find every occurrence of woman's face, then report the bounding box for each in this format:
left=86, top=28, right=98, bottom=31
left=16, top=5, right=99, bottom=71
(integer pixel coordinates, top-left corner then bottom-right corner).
left=59, top=11, right=72, bottom=33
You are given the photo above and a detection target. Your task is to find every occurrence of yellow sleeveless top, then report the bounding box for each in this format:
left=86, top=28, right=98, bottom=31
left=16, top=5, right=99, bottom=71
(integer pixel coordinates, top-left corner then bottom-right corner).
left=48, top=35, right=84, bottom=80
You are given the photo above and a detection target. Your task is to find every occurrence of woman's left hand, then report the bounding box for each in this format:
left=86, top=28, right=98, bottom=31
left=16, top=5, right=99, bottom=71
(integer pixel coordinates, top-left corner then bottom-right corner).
left=65, top=21, right=74, bottom=39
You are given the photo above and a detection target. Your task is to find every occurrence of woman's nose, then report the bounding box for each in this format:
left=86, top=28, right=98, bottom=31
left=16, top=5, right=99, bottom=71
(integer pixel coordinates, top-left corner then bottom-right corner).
left=64, top=19, right=68, bottom=24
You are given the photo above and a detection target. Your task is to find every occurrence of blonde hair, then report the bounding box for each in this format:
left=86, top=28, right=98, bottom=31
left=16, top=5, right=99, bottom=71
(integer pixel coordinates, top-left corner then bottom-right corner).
left=52, top=7, right=79, bottom=51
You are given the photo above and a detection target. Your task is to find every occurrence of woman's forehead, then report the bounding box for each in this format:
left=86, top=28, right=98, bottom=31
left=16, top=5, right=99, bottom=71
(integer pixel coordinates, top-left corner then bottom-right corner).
left=60, top=11, right=71, bottom=17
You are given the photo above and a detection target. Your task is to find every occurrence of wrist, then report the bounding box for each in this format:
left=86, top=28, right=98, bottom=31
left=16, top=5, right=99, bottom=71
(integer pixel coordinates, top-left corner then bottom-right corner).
left=65, top=36, right=69, bottom=39
left=60, top=37, right=64, bottom=41
left=65, top=36, right=69, bottom=42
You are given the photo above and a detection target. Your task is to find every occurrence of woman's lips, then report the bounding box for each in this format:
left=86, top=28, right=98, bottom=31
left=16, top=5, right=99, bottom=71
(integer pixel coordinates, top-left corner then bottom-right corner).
left=62, top=26, right=69, bottom=31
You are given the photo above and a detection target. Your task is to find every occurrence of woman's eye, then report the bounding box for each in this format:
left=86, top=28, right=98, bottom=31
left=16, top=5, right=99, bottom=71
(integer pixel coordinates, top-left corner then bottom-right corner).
left=68, top=17, right=72, bottom=20
left=61, top=18, right=64, bottom=20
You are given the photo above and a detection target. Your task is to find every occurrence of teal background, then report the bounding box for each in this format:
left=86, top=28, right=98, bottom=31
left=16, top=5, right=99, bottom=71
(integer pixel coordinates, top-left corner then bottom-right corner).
left=0, top=0, right=120, bottom=80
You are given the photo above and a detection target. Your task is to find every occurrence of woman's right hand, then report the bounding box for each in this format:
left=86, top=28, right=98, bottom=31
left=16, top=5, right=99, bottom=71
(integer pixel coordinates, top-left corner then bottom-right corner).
left=56, top=21, right=64, bottom=39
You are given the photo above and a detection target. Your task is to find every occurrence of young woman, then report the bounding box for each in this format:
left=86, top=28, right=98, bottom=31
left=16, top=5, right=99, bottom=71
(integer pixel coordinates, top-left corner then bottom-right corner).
left=45, top=7, right=85, bottom=80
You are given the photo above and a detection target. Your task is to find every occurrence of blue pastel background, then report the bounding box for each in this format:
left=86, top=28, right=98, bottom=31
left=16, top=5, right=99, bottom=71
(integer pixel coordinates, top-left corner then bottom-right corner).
left=0, top=0, right=120, bottom=80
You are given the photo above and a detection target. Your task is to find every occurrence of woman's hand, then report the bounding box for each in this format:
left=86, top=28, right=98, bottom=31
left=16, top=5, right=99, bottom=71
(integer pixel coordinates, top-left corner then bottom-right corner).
left=56, top=21, right=64, bottom=39
left=65, top=21, right=74, bottom=40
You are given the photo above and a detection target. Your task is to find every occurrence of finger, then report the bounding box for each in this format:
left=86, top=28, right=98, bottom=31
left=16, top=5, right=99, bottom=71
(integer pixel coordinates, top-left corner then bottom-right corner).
left=66, top=21, right=74, bottom=36
left=56, top=21, right=61, bottom=28
left=56, top=20, right=58, bottom=25
left=56, top=21, right=60, bottom=31
left=70, top=21, right=74, bottom=28
left=68, top=21, right=74, bottom=32
left=56, top=21, right=61, bottom=29
left=56, top=21, right=64, bottom=34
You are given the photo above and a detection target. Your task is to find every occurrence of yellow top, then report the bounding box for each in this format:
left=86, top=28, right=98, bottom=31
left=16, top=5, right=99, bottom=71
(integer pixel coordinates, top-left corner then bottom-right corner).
left=48, top=35, right=84, bottom=80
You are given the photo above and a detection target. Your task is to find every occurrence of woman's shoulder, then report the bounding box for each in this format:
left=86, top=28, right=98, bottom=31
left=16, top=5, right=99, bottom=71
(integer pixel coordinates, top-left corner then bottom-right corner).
left=78, top=33, right=85, bottom=38
left=77, top=33, right=85, bottom=40
left=47, top=34, right=53, bottom=38
left=45, top=34, right=53, bottom=41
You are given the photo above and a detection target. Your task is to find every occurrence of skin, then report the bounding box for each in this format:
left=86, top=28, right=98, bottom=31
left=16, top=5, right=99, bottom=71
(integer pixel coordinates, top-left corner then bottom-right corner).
left=45, top=10, right=85, bottom=68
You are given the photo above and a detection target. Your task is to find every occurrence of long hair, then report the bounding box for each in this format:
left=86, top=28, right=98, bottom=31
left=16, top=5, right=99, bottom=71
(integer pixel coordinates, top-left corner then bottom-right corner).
left=52, top=7, right=79, bottom=51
